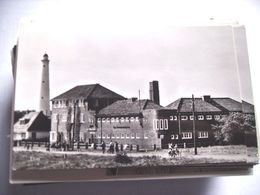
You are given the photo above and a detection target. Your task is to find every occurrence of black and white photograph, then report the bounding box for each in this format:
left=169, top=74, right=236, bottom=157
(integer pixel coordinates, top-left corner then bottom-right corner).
left=11, top=19, right=258, bottom=182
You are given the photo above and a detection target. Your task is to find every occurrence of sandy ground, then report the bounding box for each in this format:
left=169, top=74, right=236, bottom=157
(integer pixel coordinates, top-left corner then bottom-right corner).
left=12, top=145, right=257, bottom=170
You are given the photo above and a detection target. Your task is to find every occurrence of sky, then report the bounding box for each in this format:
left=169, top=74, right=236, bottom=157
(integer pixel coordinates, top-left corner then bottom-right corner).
left=14, top=13, right=253, bottom=111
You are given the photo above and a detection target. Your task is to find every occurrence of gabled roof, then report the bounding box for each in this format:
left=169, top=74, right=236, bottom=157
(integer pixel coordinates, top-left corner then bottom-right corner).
left=166, top=98, right=222, bottom=113
left=52, top=84, right=125, bottom=101
left=166, top=96, right=254, bottom=114
left=242, top=100, right=255, bottom=114
left=98, top=99, right=163, bottom=117
left=14, top=111, right=50, bottom=132
left=211, top=98, right=242, bottom=112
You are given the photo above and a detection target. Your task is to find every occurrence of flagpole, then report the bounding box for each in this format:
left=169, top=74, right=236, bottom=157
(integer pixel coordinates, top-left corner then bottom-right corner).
left=192, top=94, right=197, bottom=155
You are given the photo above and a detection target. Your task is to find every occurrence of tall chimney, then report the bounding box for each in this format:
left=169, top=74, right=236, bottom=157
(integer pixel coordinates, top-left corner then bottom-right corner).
left=149, top=80, right=160, bottom=105
left=39, top=53, right=50, bottom=116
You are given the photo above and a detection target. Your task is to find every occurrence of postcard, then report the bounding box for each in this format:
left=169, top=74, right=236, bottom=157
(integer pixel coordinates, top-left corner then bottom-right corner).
left=10, top=20, right=258, bottom=183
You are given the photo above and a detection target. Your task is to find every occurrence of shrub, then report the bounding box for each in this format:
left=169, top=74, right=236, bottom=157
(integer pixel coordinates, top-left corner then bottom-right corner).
left=114, top=153, right=132, bottom=164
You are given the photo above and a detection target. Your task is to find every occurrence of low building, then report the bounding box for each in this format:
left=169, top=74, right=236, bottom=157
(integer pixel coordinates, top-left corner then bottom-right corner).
left=50, top=84, right=125, bottom=144
left=13, top=111, right=50, bottom=141
left=97, top=98, right=163, bottom=150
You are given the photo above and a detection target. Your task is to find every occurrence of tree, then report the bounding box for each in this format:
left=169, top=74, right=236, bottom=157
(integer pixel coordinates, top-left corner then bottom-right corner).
left=212, top=112, right=256, bottom=145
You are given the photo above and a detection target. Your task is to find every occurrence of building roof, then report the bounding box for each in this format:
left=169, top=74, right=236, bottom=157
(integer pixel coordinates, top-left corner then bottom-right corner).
left=13, top=111, right=50, bottom=132
left=211, top=98, right=242, bottom=112
left=242, top=100, right=255, bottom=114
left=166, top=96, right=255, bottom=114
left=166, top=98, right=222, bottom=113
left=98, top=99, right=163, bottom=117
left=52, top=84, right=125, bottom=101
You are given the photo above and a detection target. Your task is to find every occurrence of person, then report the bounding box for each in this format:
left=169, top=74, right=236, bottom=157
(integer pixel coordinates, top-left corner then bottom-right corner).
left=90, top=142, right=94, bottom=149
left=168, top=143, right=179, bottom=157
left=101, top=141, right=106, bottom=154
left=123, top=143, right=129, bottom=155
left=115, top=142, right=119, bottom=153
left=108, top=141, right=114, bottom=153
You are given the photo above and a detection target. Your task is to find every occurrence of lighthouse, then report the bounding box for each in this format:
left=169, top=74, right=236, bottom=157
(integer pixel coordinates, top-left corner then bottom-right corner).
left=39, top=53, right=50, bottom=116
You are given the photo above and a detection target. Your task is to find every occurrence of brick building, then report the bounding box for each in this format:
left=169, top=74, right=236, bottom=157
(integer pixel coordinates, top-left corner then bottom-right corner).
left=155, top=96, right=255, bottom=148
left=49, top=84, right=125, bottom=144
left=49, top=79, right=255, bottom=149
left=97, top=98, right=163, bottom=150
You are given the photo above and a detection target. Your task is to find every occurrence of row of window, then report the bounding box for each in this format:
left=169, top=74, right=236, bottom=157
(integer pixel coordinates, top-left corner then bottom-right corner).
left=171, top=131, right=209, bottom=139
left=52, top=113, right=94, bottom=123
left=170, top=114, right=221, bottom=121
left=52, top=113, right=222, bottom=124
left=97, top=117, right=140, bottom=123
left=52, top=99, right=87, bottom=108
left=97, top=133, right=147, bottom=139
left=52, top=113, right=142, bottom=124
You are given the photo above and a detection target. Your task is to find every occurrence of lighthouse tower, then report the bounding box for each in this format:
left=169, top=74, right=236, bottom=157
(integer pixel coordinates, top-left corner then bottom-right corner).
left=39, top=53, right=50, bottom=116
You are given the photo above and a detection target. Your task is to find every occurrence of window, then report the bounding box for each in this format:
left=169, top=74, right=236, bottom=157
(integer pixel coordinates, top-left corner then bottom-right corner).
left=198, top=115, right=204, bottom=120
left=106, top=134, right=110, bottom=139
left=182, top=132, right=192, bottom=139
left=89, top=118, right=94, bottom=123
left=190, top=115, right=194, bottom=120
left=198, top=131, right=208, bottom=138
left=51, top=132, right=56, bottom=141
left=136, top=133, right=140, bottom=139
left=102, top=118, right=106, bottom=123
left=171, top=134, right=179, bottom=140
left=130, top=117, right=135, bottom=122
left=170, top=116, right=177, bottom=121
left=111, top=134, right=115, bottom=138
left=70, top=114, right=74, bottom=123
left=120, top=117, right=125, bottom=122
left=181, top=115, right=188, bottom=120
left=126, top=134, right=130, bottom=139
left=131, top=133, right=135, bottom=139
left=153, top=119, right=169, bottom=130
left=115, top=117, right=119, bottom=122
left=206, top=115, right=212, bottom=120
left=53, top=114, right=58, bottom=122
left=214, top=115, right=220, bottom=120
left=111, top=118, right=115, bottom=122
left=135, top=117, right=139, bottom=122
left=121, top=134, right=125, bottom=139
left=97, top=134, right=101, bottom=138
left=107, top=118, right=110, bottom=123
left=62, top=114, right=67, bottom=122
left=125, top=117, right=129, bottom=122
left=116, top=134, right=120, bottom=139
left=144, top=133, right=148, bottom=139
left=80, top=113, right=85, bottom=123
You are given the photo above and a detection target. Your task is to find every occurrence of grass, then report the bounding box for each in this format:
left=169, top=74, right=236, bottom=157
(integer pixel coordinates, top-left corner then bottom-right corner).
left=12, top=145, right=255, bottom=170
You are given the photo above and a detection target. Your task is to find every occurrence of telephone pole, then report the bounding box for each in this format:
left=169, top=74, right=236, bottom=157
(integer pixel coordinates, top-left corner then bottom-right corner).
left=192, top=94, right=197, bottom=155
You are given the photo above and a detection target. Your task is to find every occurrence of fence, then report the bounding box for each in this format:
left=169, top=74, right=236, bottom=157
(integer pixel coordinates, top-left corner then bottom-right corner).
left=13, top=140, right=160, bottom=153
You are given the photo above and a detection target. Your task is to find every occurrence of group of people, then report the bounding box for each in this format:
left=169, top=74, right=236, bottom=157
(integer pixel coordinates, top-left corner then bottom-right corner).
left=100, top=141, right=130, bottom=154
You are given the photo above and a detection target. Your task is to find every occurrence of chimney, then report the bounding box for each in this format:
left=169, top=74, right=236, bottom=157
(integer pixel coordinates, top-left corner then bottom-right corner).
left=203, top=95, right=211, bottom=102
left=149, top=80, right=160, bottom=105
left=39, top=53, right=50, bottom=116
